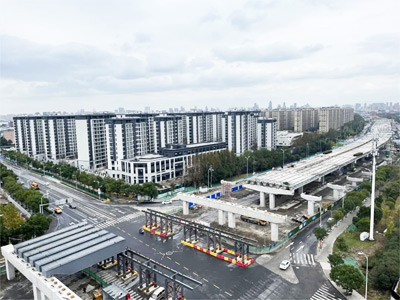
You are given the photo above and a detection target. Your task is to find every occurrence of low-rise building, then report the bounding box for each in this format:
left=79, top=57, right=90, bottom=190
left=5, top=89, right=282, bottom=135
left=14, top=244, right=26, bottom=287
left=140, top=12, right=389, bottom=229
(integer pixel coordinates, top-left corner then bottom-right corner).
left=276, top=131, right=303, bottom=147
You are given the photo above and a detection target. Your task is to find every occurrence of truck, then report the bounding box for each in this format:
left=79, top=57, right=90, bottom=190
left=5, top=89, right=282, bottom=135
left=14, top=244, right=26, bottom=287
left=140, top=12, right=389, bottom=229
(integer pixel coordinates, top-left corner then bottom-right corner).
left=240, top=215, right=267, bottom=226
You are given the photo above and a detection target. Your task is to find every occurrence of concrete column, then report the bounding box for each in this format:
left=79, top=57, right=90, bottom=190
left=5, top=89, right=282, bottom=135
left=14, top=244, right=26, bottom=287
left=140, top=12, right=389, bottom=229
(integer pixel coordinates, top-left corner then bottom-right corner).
left=260, top=192, right=265, bottom=207
left=269, top=193, right=276, bottom=209
left=228, top=212, right=236, bottom=228
left=33, top=285, right=39, bottom=300
left=321, top=176, right=325, bottom=184
left=333, top=189, right=339, bottom=200
left=183, top=202, right=189, bottom=215
left=299, top=186, right=304, bottom=194
left=271, top=223, right=279, bottom=242
left=218, top=210, right=226, bottom=225
left=5, top=259, right=15, bottom=280
left=308, top=201, right=315, bottom=215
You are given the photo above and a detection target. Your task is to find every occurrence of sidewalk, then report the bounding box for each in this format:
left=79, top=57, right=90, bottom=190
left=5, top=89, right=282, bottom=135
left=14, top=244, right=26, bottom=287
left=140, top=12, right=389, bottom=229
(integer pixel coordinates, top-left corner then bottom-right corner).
left=315, top=199, right=371, bottom=300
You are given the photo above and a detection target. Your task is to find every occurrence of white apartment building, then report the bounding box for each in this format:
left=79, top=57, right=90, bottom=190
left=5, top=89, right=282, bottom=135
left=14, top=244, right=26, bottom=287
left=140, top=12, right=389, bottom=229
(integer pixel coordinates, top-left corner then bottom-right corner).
left=222, top=111, right=259, bottom=155
left=257, top=118, right=277, bottom=150
left=181, top=112, right=224, bottom=144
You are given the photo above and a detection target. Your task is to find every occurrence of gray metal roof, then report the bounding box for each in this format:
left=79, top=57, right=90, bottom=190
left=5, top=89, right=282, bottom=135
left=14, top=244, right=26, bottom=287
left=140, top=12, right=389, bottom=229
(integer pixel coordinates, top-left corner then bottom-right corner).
left=14, top=222, right=127, bottom=277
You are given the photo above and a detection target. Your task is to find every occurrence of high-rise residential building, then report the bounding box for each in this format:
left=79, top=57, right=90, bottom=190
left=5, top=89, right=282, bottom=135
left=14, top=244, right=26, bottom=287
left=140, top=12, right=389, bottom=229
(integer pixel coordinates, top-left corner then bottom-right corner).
left=318, top=107, right=354, bottom=133
left=222, top=111, right=259, bottom=154
left=76, top=113, right=115, bottom=170
left=14, top=115, right=77, bottom=161
left=257, top=118, right=277, bottom=150
left=181, top=112, right=223, bottom=144
left=293, top=108, right=319, bottom=132
left=263, top=109, right=294, bottom=131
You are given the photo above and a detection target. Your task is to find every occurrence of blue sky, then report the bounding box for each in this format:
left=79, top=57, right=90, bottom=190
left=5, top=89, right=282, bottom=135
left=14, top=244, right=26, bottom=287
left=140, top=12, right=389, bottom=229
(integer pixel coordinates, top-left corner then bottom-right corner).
left=1, top=0, right=399, bottom=114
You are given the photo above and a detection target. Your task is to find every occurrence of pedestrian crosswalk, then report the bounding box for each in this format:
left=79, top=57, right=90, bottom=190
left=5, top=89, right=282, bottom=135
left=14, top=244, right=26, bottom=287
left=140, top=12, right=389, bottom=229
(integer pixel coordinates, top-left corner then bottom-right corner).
left=95, top=212, right=142, bottom=229
left=290, top=252, right=316, bottom=266
left=310, top=283, right=343, bottom=300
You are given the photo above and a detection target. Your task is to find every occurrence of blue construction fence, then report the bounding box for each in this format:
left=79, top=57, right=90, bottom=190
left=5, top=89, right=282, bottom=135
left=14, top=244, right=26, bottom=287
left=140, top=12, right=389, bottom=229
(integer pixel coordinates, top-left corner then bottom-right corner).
left=205, top=184, right=243, bottom=199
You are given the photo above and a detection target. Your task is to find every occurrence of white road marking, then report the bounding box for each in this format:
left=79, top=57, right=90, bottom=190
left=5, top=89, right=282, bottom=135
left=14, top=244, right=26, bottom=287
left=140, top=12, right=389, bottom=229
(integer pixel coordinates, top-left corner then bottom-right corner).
left=285, top=242, right=294, bottom=249
left=296, top=245, right=304, bottom=252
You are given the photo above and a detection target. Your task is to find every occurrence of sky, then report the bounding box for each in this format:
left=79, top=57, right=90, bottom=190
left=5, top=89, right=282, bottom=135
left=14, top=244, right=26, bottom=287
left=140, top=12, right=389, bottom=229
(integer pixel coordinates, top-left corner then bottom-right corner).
left=1, top=0, right=399, bottom=115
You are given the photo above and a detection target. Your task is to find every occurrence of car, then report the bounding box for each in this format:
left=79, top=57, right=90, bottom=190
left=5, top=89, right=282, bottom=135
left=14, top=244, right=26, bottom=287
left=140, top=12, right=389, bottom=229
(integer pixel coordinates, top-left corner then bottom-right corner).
left=279, top=260, right=290, bottom=270
left=69, top=222, right=75, bottom=226
left=162, top=200, right=172, bottom=205
left=54, top=207, right=62, bottom=214
left=68, top=203, right=77, bottom=209
left=139, top=228, right=145, bottom=235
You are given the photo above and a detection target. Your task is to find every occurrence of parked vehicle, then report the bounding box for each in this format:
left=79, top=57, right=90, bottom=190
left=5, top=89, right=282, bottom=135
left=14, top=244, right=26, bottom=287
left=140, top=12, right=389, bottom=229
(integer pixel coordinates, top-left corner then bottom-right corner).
left=162, top=200, right=172, bottom=205
left=240, top=215, right=267, bottom=226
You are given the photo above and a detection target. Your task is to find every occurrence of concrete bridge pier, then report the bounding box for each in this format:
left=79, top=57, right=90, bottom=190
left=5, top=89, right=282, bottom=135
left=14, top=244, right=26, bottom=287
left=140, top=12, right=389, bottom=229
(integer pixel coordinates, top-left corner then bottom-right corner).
left=260, top=192, right=265, bottom=207
left=347, top=176, right=363, bottom=187
left=301, top=193, right=322, bottom=216
left=327, top=183, right=346, bottom=200
left=5, top=259, right=15, bottom=280
left=271, top=223, right=279, bottom=242
left=183, top=202, right=189, bottom=215
left=298, top=186, right=304, bottom=194
left=218, top=210, right=226, bottom=225
left=228, top=212, right=236, bottom=228
left=269, top=193, right=276, bottom=209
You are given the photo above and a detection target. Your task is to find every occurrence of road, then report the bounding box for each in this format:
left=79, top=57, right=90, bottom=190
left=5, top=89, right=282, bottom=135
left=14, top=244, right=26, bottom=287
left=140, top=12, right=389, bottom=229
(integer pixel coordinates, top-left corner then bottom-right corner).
left=1, top=158, right=353, bottom=300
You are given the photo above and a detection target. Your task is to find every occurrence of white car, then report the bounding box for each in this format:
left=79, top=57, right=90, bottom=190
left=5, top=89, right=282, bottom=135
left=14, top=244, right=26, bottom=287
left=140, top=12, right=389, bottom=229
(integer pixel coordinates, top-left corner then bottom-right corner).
left=162, top=200, right=172, bottom=205
left=279, top=260, right=290, bottom=270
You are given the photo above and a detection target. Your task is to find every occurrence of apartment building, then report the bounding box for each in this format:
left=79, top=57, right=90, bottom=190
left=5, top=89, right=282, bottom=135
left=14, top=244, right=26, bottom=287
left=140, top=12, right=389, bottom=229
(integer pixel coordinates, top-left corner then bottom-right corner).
left=116, top=142, right=227, bottom=184
left=14, top=115, right=77, bottom=161
left=222, top=111, right=259, bottom=155
left=263, top=109, right=294, bottom=131
left=76, top=114, right=115, bottom=170
left=293, top=108, right=319, bottom=132
left=318, top=107, right=354, bottom=133
left=180, top=112, right=224, bottom=144
left=155, top=115, right=184, bottom=151
left=257, top=118, right=277, bottom=150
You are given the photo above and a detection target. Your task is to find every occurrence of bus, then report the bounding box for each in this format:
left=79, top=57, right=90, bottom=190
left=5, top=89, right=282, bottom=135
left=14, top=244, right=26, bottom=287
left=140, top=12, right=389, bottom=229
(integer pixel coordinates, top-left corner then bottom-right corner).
left=30, top=182, right=40, bottom=190
left=240, top=215, right=267, bottom=226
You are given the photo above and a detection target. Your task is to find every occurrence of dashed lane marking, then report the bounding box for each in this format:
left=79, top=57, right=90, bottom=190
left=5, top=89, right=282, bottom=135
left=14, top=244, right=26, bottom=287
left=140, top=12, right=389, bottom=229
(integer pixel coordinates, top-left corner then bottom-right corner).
left=145, top=244, right=149, bottom=247
left=139, top=240, right=143, bottom=243
left=152, top=247, right=157, bottom=251
left=167, top=257, right=172, bottom=260
left=159, top=252, right=163, bottom=255
left=193, top=272, right=199, bottom=277
left=203, top=278, right=209, bottom=282
left=225, top=292, right=233, bottom=297
left=183, top=267, right=189, bottom=271
left=175, top=261, right=180, bottom=266
left=213, top=284, right=220, bottom=289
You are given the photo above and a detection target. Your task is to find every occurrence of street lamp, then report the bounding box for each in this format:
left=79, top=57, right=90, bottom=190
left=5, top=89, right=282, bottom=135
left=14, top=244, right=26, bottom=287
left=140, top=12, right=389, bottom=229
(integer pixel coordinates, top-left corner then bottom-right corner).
left=319, top=203, right=322, bottom=226
left=281, top=149, right=286, bottom=168
left=96, top=180, right=101, bottom=201
left=358, top=252, right=368, bottom=300
left=208, top=166, right=214, bottom=188
left=245, top=156, right=250, bottom=177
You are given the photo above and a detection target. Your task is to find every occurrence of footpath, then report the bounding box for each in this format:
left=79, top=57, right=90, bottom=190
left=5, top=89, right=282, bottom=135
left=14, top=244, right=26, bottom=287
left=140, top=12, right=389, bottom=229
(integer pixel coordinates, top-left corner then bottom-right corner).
left=315, top=198, right=371, bottom=300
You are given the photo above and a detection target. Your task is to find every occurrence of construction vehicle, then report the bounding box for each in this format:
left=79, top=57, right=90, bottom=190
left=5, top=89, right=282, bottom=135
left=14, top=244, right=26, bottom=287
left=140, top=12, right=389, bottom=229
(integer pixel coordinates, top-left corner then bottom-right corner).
left=240, top=215, right=267, bottom=226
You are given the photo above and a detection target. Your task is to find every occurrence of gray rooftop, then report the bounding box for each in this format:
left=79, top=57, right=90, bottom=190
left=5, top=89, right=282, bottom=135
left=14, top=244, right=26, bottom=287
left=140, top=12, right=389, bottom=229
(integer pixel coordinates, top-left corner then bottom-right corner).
left=14, top=222, right=127, bottom=277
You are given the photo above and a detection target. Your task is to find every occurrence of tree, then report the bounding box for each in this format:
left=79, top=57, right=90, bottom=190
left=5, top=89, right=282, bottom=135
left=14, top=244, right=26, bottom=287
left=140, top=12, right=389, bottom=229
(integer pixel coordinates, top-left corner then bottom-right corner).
left=328, top=253, right=344, bottom=267
left=336, top=236, right=348, bottom=252
left=330, top=265, right=364, bottom=295
left=313, top=226, right=328, bottom=242
left=333, top=210, right=344, bottom=221
left=371, top=249, right=400, bottom=290
left=356, top=217, right=370, bottom=232
left=0, top=204, right=23, bottom=230
left=20, top=213, right=51, bottom=239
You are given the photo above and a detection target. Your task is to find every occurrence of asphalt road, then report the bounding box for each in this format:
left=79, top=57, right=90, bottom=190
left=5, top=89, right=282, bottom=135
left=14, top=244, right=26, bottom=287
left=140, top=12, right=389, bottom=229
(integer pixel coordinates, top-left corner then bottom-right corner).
left=1, top=159, right=362, bottom=300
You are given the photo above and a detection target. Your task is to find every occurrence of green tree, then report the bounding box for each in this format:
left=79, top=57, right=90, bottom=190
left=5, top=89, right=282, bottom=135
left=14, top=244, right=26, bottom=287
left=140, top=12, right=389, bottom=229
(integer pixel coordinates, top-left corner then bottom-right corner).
left=336, top=236, right=348, bottom=252
left=328, top=253, right=344, bottom=267
left=356, top=217, right=370, bottom=232
left=313, top=226, right=328, bottom=242
left=330, top=265, right=364, bottom=295
left=20, top=213, right=51, bottom=239
left=0, top=204, right=23, bottom=230
left=333, top=210, right=344, bottom=221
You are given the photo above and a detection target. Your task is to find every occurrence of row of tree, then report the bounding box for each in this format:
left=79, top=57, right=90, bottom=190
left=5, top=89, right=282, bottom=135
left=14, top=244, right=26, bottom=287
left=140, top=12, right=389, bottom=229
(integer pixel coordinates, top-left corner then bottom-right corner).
left=0, top=163, right=49, bottom=213
left=1, top=152, right=160, bottom=200
left=187, top=114, right=366, bottom=186
left=0, top=203, right=51, bottom=246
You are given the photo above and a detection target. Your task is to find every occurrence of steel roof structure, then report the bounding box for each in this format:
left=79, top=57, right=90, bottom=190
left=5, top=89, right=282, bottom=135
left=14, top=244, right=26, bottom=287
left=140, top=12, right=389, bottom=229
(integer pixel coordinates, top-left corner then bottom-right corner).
left=13, top=222, right=127, bottom=277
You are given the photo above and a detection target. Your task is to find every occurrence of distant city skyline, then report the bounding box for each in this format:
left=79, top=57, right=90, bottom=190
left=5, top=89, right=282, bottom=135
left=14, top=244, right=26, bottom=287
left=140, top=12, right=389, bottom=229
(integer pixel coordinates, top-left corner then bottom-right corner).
left=1, top=0, right=399, bottom=115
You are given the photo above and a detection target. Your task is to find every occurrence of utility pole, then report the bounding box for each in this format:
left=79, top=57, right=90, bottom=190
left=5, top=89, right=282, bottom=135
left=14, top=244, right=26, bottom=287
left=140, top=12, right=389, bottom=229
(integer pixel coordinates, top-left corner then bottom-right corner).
left=369, top=137, right=377, bottom=240
left=245, top=156, right=250, bottom=177
left=281, top=149, right=286, bottom=168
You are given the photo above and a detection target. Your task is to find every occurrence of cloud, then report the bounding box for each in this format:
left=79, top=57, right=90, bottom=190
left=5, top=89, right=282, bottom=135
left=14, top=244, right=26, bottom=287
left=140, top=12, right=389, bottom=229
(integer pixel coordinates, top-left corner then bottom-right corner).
left=199, top=11, right=221, bottom=24
left=214, top=43, right=324, bottom=63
